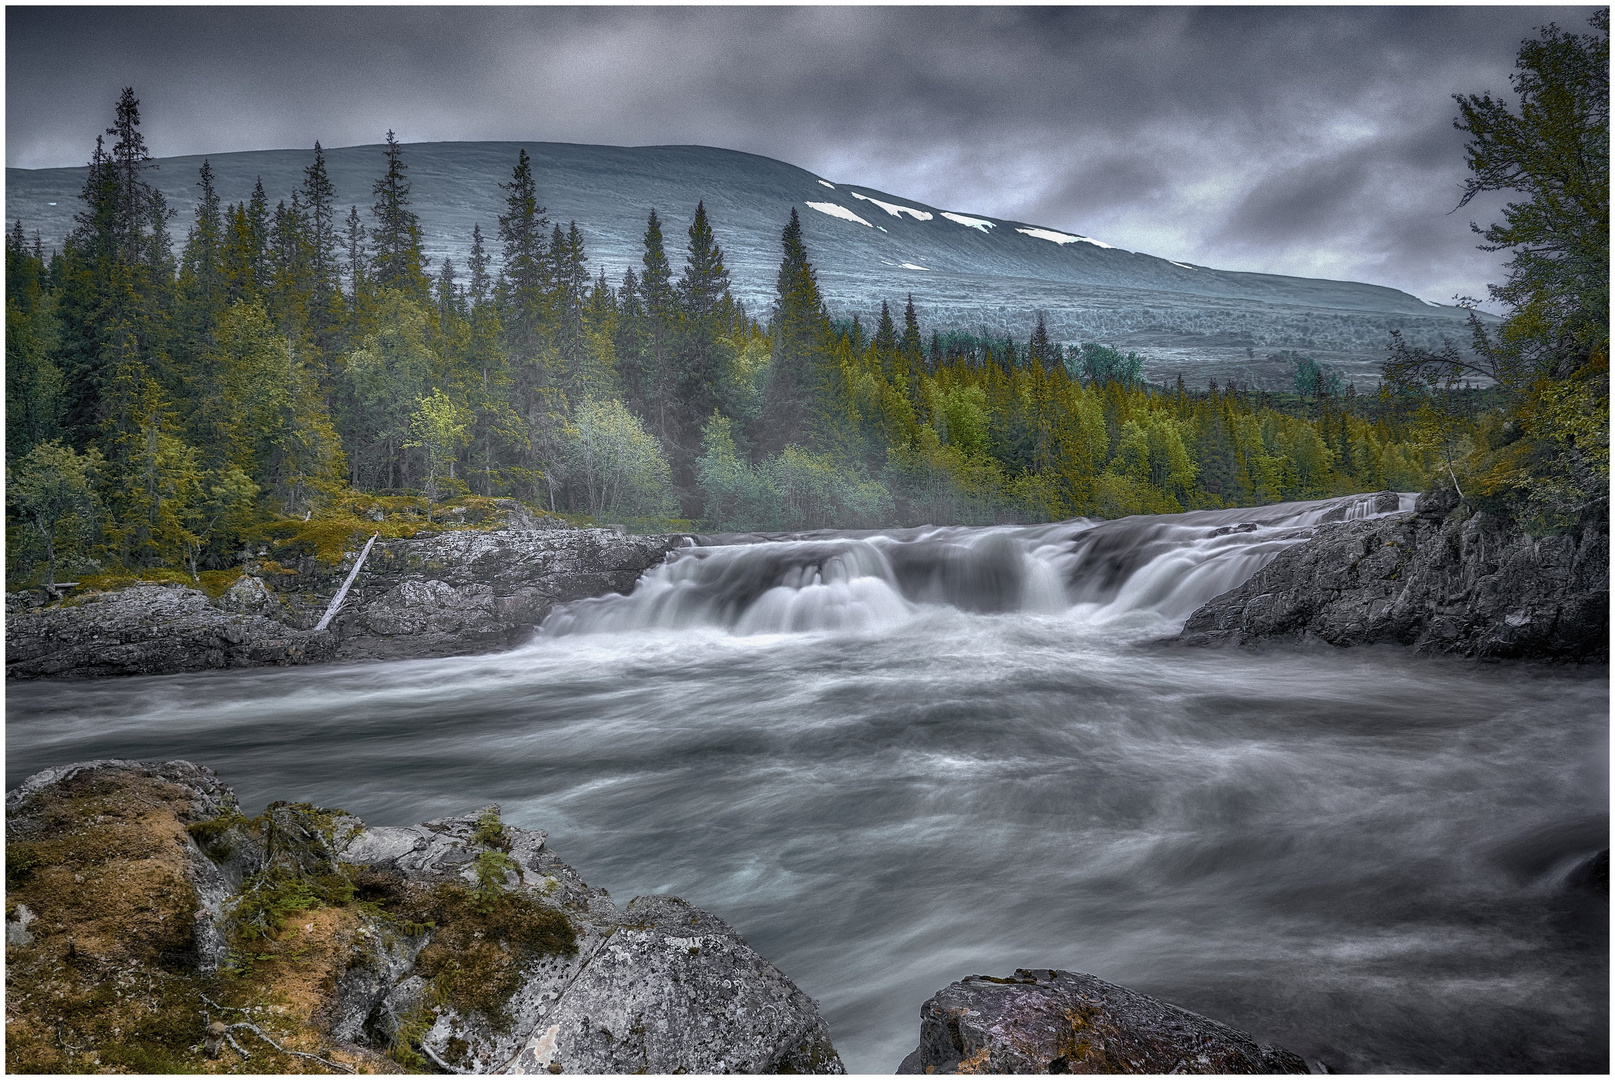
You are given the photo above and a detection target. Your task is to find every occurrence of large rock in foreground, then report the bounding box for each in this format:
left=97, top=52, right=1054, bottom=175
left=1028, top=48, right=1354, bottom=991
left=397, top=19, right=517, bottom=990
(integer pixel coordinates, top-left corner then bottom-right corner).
left=6, top=525, right=682, bottom=679
left=897, top=968, right=1308, bottom=1075
left=4, top=759, right=842, bottom=1074
left=1180, top=491, right=1608, bottom=661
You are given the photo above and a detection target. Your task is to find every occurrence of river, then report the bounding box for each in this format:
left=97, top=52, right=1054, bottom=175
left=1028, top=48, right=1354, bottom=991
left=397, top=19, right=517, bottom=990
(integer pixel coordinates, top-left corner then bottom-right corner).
left=7, top=495, right=1607, bottom=1072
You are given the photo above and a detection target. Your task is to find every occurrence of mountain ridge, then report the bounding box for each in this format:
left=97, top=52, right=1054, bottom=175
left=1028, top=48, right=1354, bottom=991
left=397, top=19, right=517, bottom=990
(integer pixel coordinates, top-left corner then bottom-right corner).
left=7, top=139, right=1487, bottom=388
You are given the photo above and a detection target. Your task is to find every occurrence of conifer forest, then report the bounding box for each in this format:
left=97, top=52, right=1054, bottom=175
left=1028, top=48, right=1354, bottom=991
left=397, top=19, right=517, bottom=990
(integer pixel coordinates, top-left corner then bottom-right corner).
left=0, top=85, right=1578, bottom=588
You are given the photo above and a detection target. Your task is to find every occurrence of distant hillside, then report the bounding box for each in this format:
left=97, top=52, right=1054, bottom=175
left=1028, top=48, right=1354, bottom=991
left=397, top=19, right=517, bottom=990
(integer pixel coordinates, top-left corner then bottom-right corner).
left=7, top=141, right=1488, bottom=388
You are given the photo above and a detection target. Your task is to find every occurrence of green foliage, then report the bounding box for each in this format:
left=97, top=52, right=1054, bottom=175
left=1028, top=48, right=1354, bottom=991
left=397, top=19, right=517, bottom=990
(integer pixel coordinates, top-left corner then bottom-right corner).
left=6, top=294, right=66, bottom=462
left=404, top=387, right=473, bottom=516
left=225, top=864, right=326, bottom=949
left=1288, top=352, right=1344, bottom=399
left=472, top=805, right=512, bottom=850
left=567, top=397, right=677, bottom=519
left=1455, top=9, right=1608, bottom=379
left=185, top=798, right=251, bottom=859
left=472, top=849, right=520, bottom=910
left=1382, top=11, right=1608, bottom=529
left=1073, top=342, right=1143, bottom=386
left=7, top=440, right=103, bottom=584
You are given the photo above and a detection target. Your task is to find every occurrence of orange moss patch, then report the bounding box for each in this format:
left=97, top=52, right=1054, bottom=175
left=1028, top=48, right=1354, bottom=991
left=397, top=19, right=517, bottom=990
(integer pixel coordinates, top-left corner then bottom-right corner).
left=5, top=770, right=399, bottom=1074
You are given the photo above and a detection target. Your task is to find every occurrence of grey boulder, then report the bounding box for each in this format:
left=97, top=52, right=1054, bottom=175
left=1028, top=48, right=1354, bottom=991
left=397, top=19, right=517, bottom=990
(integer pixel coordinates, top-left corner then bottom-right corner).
left=897, top=968, right=1308, bottom=1075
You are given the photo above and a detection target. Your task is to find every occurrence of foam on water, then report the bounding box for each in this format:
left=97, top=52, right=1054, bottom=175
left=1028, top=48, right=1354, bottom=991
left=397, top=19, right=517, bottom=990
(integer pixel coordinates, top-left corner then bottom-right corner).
left=4, top=490, right=1602, bottom=1074
left=544, top=492, right=1413, bottom=638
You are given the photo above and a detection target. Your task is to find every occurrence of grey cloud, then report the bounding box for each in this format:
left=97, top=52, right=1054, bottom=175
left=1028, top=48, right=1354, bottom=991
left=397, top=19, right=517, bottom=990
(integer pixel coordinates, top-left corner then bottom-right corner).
left=7, top=5, right=1601, bottom=306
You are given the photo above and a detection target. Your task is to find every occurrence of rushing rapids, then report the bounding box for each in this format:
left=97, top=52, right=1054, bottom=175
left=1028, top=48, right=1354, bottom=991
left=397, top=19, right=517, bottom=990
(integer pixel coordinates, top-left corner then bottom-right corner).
left=543, top=493, right=1415, bottom=636
left=6, top=491, right=1605, bottom=1073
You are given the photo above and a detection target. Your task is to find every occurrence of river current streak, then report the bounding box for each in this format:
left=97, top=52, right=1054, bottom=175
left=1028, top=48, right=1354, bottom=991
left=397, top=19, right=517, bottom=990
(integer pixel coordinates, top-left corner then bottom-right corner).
left=6, top=495, right=1606, bottom=1072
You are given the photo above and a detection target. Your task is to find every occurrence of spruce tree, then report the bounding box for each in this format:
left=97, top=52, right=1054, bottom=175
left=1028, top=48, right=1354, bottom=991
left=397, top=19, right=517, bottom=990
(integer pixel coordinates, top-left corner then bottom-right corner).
left=246, top=178, right=271, bottom=285
left=873, top=301, right=899, bottom=378
left=552, top=221, right=589, bottom=369
left=758, top=207, right=832, bottom=455
left=466, top=222, right=492, bottom=309
left=669, top=202, right=738, bottom=503
left=639, top=209, right=675, bottom=447
left=174, top=160, right=227, bottom=397
left=640, top=209, right=673, bottom=317
left=369, top=131, right=429, bottom=297
left=1029, top=312, right=1054, bottom=370
left=300, top=141, right=344, bottom=356
left=677, top=201, right=730, bottom=318
left=497, top=148, right=549, bottom=354
left=106, top=88, right=156, bottom=264
left=901, top=295, right=925, bottom=410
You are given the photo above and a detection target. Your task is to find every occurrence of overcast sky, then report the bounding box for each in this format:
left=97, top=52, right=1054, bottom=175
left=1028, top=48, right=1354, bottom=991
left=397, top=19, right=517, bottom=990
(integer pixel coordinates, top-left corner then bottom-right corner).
left=6, top=5, right=1597, bottom=306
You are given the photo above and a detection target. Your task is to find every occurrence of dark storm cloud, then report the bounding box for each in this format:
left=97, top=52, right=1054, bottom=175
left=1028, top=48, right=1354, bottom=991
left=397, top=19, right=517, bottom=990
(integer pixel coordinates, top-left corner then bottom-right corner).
left=6, top=5, right=1599, bottom=304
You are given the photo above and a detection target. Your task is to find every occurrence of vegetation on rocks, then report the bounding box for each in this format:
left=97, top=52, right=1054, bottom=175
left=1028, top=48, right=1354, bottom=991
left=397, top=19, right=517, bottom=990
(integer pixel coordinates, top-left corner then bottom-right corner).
left=4, top=768, right=576, bottom=1074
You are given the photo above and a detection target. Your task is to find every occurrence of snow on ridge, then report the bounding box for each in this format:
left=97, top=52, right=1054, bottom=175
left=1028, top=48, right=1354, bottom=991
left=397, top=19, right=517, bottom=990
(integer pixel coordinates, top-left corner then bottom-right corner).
left=941, top=212, right=995, bottom=232
left=1420, top=297, right=1444, bottom=307
left=817, top=180, right=836, bottom=188
left=901, top=263, right=931, bottom=271
left=1015, top=226, right=1114, bottom=249
left=848, top=191, right=933, bottom=221
left=805, top=201, right=874, bottom=228
left=1169, top=261, right=1198, bottom=270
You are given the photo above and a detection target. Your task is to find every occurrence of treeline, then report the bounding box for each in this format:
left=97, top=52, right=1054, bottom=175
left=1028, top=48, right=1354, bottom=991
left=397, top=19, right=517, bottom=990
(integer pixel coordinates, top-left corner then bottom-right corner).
left=6, top=88, right=1440, bottom=585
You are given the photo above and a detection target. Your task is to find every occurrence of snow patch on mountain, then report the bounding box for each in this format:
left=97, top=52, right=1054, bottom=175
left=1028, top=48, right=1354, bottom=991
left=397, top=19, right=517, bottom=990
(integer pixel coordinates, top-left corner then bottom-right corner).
left=941, top=212, right=995, bottom=232
left=1016, top=227, right=1114, bottom=249
left=806, top=201, right=874, bottom=228
left=848, top=192, right=933, bottom=221
left=901, top=263, right=931, bottom=271
left=1169, top=261, right=1198, bottom=270
left=817, top=180, right=836, bottom=189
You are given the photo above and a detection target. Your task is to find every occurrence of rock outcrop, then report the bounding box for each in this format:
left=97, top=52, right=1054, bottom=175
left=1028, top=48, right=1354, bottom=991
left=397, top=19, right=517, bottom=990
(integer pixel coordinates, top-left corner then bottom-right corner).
left=896, top=968, right=1308, bottom=1075
left=1180, top=490, right=1608, bottom=661
left=6, top=526, right=683, bottom=679
left=4, top=759, right=843, bottom=1075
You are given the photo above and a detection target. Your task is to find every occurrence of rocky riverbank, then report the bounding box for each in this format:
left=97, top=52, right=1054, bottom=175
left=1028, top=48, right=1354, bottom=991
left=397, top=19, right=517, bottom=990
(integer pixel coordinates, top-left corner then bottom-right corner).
left=1180, top=489, right=1609, bottom=661
left=4, top=759, right=843, bottom=1074
left=897, top=968, right=1310, bottom=1075
left=5, top=524, right=682, bottom=680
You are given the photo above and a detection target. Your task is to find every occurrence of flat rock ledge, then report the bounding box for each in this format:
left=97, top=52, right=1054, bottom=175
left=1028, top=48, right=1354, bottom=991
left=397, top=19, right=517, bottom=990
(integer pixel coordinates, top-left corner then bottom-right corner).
left=897, top=968, right=1309, bottom=1075
left=4, top=759, right=843, bottom=1074
left=1180, top=489, right=1608, bottom=661
left=6, top=526, right=683, bottom=679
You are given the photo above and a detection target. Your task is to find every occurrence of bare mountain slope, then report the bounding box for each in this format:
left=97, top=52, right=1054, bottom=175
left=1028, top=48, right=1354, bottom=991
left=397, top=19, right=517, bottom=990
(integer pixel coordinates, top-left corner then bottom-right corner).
left=7, top=141, right=1488, bottom=387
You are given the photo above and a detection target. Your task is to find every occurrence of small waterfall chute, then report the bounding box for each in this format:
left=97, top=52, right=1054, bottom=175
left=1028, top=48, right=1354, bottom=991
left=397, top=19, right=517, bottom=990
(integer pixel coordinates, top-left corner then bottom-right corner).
left=540, top=492, right=1412, bottom=638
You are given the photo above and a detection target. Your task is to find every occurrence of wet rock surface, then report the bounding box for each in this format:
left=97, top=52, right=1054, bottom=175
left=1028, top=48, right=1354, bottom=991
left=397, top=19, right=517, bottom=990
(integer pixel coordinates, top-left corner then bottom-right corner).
left=4, top=758, right=843, bottom=1074
left=2, top=584, right=337, bottom=679
left=896, top=968, right=1309, bottom=1075
left=5, top=526, right=683, bottom=679
left=1180, top=492, right=1608, bottom=661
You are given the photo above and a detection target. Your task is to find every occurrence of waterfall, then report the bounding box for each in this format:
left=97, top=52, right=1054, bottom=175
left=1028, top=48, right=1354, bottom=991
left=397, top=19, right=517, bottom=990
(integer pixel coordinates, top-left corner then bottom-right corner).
left=542, top=492, right=1414, bottom=637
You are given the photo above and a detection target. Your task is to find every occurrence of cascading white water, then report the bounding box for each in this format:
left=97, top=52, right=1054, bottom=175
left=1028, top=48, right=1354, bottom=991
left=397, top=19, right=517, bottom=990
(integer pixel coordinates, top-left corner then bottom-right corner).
left=7, top=488, right=1601, bottom=1074
left=543, top=492, right=1415, bottom=637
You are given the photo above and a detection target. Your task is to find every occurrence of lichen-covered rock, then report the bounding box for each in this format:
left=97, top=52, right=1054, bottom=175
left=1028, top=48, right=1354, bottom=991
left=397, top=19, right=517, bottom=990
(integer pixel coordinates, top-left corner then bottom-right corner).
left=324, top=528, right=680, bottom=662
left=500, top=892, right=843, bottom=1074
left=1180, top=494, right=1608, bottom=661
left=4, top=584, right=336, bottom=680
left=896, top=968, right=1308, bottom=1075
left=5, top=759, right=843, bottom=1075
left=5, top=526, right=684, bottom=679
